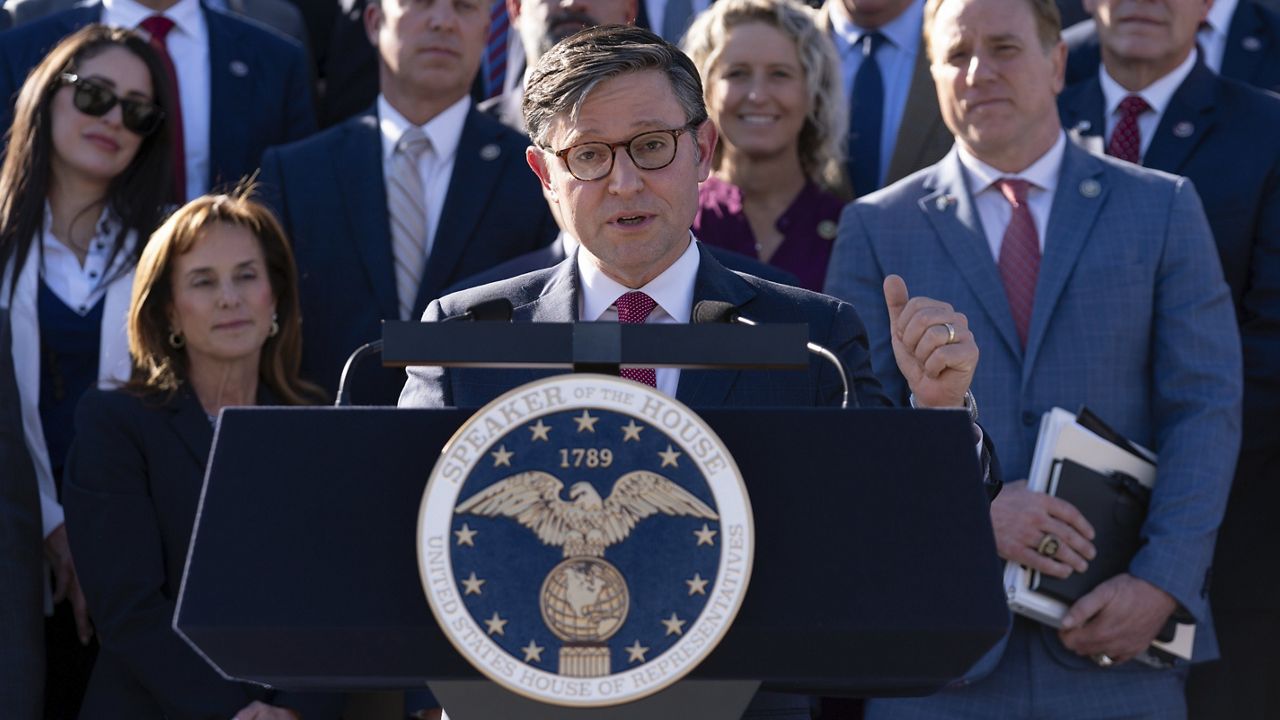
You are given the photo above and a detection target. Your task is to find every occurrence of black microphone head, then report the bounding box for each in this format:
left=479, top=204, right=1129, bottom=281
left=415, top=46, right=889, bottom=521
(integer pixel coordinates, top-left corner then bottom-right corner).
left=468, top=297, right=514, bottom=322
left=692, top=300, right=737, bottom=324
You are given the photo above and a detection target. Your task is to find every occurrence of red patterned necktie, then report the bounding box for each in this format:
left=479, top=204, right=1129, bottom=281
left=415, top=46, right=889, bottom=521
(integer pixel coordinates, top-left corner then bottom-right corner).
left=615, top=291, right=657, bottom=387
left=482, top=0, right=508, bottom=100
left=995, top=178, right=1040, bottom=348
left=1106, top=94, right=1151, bottom=164
left=140, top=15, right=186, bottom=201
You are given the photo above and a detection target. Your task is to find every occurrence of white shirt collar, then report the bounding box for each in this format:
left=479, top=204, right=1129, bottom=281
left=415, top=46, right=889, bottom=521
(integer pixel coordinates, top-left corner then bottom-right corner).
left=1099, top=48, right=1198, bottom=119
left=577, top=235, right=700, bottom=323
left=377, top=94, right=471, bottom=164
left=1204, top=0, right=1236, bottom=36
left=956, top=131, right=1066, bottom=195
left=828, top=0, right=924, bottom=55
left=104, top=0, right=204, bottom=39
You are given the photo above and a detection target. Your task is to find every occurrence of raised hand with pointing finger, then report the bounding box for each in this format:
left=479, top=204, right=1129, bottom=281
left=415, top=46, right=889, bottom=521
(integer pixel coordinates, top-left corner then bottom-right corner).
left=882, top=274, right=979, bottom=409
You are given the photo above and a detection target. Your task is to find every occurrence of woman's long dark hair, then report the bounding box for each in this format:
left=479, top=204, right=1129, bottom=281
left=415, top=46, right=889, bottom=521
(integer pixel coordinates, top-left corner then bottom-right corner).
left=0, top=24, right=173, bottom=297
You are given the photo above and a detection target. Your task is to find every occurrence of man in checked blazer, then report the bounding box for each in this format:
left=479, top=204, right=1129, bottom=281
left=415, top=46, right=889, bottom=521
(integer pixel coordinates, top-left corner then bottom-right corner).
left=825, top=0, right=1242, bottom=714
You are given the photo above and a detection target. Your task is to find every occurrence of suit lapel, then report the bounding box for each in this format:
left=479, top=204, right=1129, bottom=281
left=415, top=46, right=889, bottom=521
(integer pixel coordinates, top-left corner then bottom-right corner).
left=169, top=389, right=213, bottom=470
left=335, top=112, right=399, bottom=321
left=886, top=49, right=950, bottom=183
left=1143, top=61, right=1216, bottom=174
left=1059, top=79, right=1107, bottom=156
left=520, top=254, right=579, bottom=323
left=1023, top=142, right=1108, bottom=374
left=919, top=151, right=1024, bottom=359
left=1224, top=1, right=1268, bottom=84
left=675, top=245, right=756, bottom=406
left=417, top=109, right=509, bottom=314
left=205, top=8, right=248, bottom=190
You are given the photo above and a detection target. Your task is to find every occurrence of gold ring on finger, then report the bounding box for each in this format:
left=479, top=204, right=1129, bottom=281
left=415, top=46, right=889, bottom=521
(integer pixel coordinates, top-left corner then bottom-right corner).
left=933, top=322, right=957, bottom=344
left=1036, top=533, right=1060, bottom=558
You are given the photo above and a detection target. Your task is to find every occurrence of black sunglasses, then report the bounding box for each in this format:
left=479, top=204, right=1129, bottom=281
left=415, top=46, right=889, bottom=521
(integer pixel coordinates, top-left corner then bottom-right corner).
left=59, top=73, right=164, bottom=136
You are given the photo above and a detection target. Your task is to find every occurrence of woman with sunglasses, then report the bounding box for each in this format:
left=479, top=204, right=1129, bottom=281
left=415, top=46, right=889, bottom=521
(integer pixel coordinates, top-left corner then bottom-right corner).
left=0, top=24, right=171, bottom=717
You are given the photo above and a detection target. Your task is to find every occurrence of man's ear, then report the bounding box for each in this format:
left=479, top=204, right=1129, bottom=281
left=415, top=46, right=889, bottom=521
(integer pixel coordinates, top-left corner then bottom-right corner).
left=626, top=0, right=639, bottom=23
left=507, top=0, right=522, bottom=24
left=693, top=119, right=718, bottom=181
left=364, top=0, right=384, bottom=47
left=527, top=146, right=558, bottom=200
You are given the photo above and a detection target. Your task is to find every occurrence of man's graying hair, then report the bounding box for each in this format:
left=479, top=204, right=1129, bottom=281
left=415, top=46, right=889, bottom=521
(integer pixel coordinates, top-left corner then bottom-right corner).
left=522, top=25, right=709, bottom=148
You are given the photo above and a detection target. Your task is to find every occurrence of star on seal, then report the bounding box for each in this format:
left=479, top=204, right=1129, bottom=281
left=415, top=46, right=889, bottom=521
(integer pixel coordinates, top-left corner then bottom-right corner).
left=621, top=419, right=644, bottom=442
left=522, top=640, right=544, bottom=663
left=528, top=419, right=551, bottom=441
left=658, top=444, right=681, bottom=468
left=491, top=445, right=513, bottom=467
left=694, top=524, right=717, bottom=546
left=625, top=640, right=649, bottom=663
left=662, top=613, right=686, bottom=636
left=461, top=572, right=486, bottom=595
left=574, top=410, right=599, bottom=433
left=485, top=612, right=508, bottom=636
left=454, top=523, right=477, bottom=547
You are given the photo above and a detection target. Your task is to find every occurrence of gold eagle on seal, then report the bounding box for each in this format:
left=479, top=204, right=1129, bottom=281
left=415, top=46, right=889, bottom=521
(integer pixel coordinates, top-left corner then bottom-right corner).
left=456, top=471, right=718, bottom=558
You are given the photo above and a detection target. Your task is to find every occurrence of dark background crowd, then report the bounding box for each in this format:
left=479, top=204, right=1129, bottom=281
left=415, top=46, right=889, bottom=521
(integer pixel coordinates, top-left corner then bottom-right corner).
left=0, top=0, right=1275, bottom=716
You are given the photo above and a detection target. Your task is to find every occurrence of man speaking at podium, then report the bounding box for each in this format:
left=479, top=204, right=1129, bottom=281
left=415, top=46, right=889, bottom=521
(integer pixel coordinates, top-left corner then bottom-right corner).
left=399, top=23, right=997, bottom=717
left=400, top=24, right=988, bottom=421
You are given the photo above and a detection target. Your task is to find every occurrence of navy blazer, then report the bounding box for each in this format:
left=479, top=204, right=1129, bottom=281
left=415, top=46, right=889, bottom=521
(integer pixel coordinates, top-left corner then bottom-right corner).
left=0, top=1, right=317, bottom=190
left=401, top=241, right=893, bottom=411
left=258, top=106, right=559, bottom=405
left=62, top=388, right=341, bottom=720
left=1064, top=2, right=1280, bottom=93
left=1060, top=62, right=1280, bottom=610
left=0, top=309, right=43, bottom=720
left=447, top=234, right=803, bottom=293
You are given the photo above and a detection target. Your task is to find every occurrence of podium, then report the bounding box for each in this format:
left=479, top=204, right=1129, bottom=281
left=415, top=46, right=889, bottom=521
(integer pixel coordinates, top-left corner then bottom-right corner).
left=175, top=323, right=1009, bottom=718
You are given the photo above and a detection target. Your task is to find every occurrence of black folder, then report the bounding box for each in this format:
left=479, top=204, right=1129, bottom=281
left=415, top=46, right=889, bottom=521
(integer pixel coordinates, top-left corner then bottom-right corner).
left=1033, top=459, right=1149, bottom=605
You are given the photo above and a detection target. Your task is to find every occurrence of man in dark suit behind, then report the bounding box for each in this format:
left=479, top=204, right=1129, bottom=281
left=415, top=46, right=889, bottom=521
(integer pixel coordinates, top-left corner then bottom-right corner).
left=260, top=0, right=558, bottom=405
left=401, top=31, right=992, bottom=718
left=0, top=0, right=316, bottom=201
left=1064, top=0, right=1280, bottom=93
left=1057, top=0, right=1280, bottom=714
left=0, top=308, right=43, bottom=720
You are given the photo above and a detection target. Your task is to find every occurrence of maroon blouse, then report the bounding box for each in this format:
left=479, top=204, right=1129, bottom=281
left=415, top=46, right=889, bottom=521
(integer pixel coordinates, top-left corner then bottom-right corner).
left=692, top=175, right=845, bottom=292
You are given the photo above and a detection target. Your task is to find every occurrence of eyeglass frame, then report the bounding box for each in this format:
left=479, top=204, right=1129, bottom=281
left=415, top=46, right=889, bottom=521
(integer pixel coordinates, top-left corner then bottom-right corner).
left=546, top=124, right=701, bottom=182
left=57, top=72, right=165, bottom=136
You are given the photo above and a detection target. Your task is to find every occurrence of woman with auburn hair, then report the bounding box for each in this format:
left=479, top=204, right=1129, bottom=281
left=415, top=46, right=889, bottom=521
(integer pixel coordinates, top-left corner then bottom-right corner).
left=0, top=24, right=172, bottom=715
left=62, top=190, right=333, bottom=720
left=684, top=0, right=849, bottom=292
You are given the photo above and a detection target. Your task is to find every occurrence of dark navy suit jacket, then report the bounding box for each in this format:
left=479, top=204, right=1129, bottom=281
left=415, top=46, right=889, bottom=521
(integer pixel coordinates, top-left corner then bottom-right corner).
left=1064, top=2, right=1280, bottom=93
left=258, top=106, right=559, bottom=405
left=1060, top=61, right=1280, bottom=610
left=447, top=234, right=802, bottom=293
left=0, top=309, right=43, bottom=720
left=401, top=241, right=892, bottom=411
left=0, top=1, right=317, bottom=190
left=62, top=388, right=341, bottom=720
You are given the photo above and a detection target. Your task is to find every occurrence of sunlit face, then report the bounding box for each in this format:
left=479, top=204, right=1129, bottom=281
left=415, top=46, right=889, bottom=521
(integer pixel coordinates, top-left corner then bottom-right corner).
left=167, top=224, right=277, bottom=369
left=928, top=0, right=1066, bottom=168
left=705, top=21, right=808, bottom=165
left=1087, top=0, right=1209, bottom=77
left=49, top=46, right=152, bottom=188
left=527, top=70, right=717, bottom=288
left=512, top=0, right=637, bottom=60
left=366, top=0, right=488, bottom=103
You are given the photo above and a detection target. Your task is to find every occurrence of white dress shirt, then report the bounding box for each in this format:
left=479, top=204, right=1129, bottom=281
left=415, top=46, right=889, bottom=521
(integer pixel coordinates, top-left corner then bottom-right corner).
left=377, top=94, right=470, bottom=263
left=956, top=132, right=1066, bottom=260
left=577, top=236, right=700, bottom=397
left=828, top=0, right=925, bottom=186
left=104, top=0, right=210, bottom=199
left=39, top=204, right=134, bottom=315
left=1198, top=0, right=1237, bottom=73
left=1099, top=49, right=1198, bottom=161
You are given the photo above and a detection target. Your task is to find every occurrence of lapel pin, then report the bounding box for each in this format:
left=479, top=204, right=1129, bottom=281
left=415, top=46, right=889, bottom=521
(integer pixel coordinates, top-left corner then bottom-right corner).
left=817, top=220, right=838, bottom=240
left=1173, top=121, right=1194, bottom=138
left=480, top=143, right=501, bottom=161
left=1074, top=119, right=1092, bottom=132
left=934, top=195, right=955, bottom=211
left=1079, top=179, right=1101, bottom=198
left=1243, top=36, right=1263, bottom=51
left=229, top=60, right=249, bottom=77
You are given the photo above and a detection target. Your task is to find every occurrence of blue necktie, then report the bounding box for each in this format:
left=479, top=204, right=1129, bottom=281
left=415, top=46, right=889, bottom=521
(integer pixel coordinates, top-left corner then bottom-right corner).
left=848, top=31, right=886, bottom=197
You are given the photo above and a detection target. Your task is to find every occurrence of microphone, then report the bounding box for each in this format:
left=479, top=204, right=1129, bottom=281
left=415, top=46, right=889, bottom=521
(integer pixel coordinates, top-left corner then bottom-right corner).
left=693, top=300, right=853, bottom=409
left=334, top=298, right=515, bottom=406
